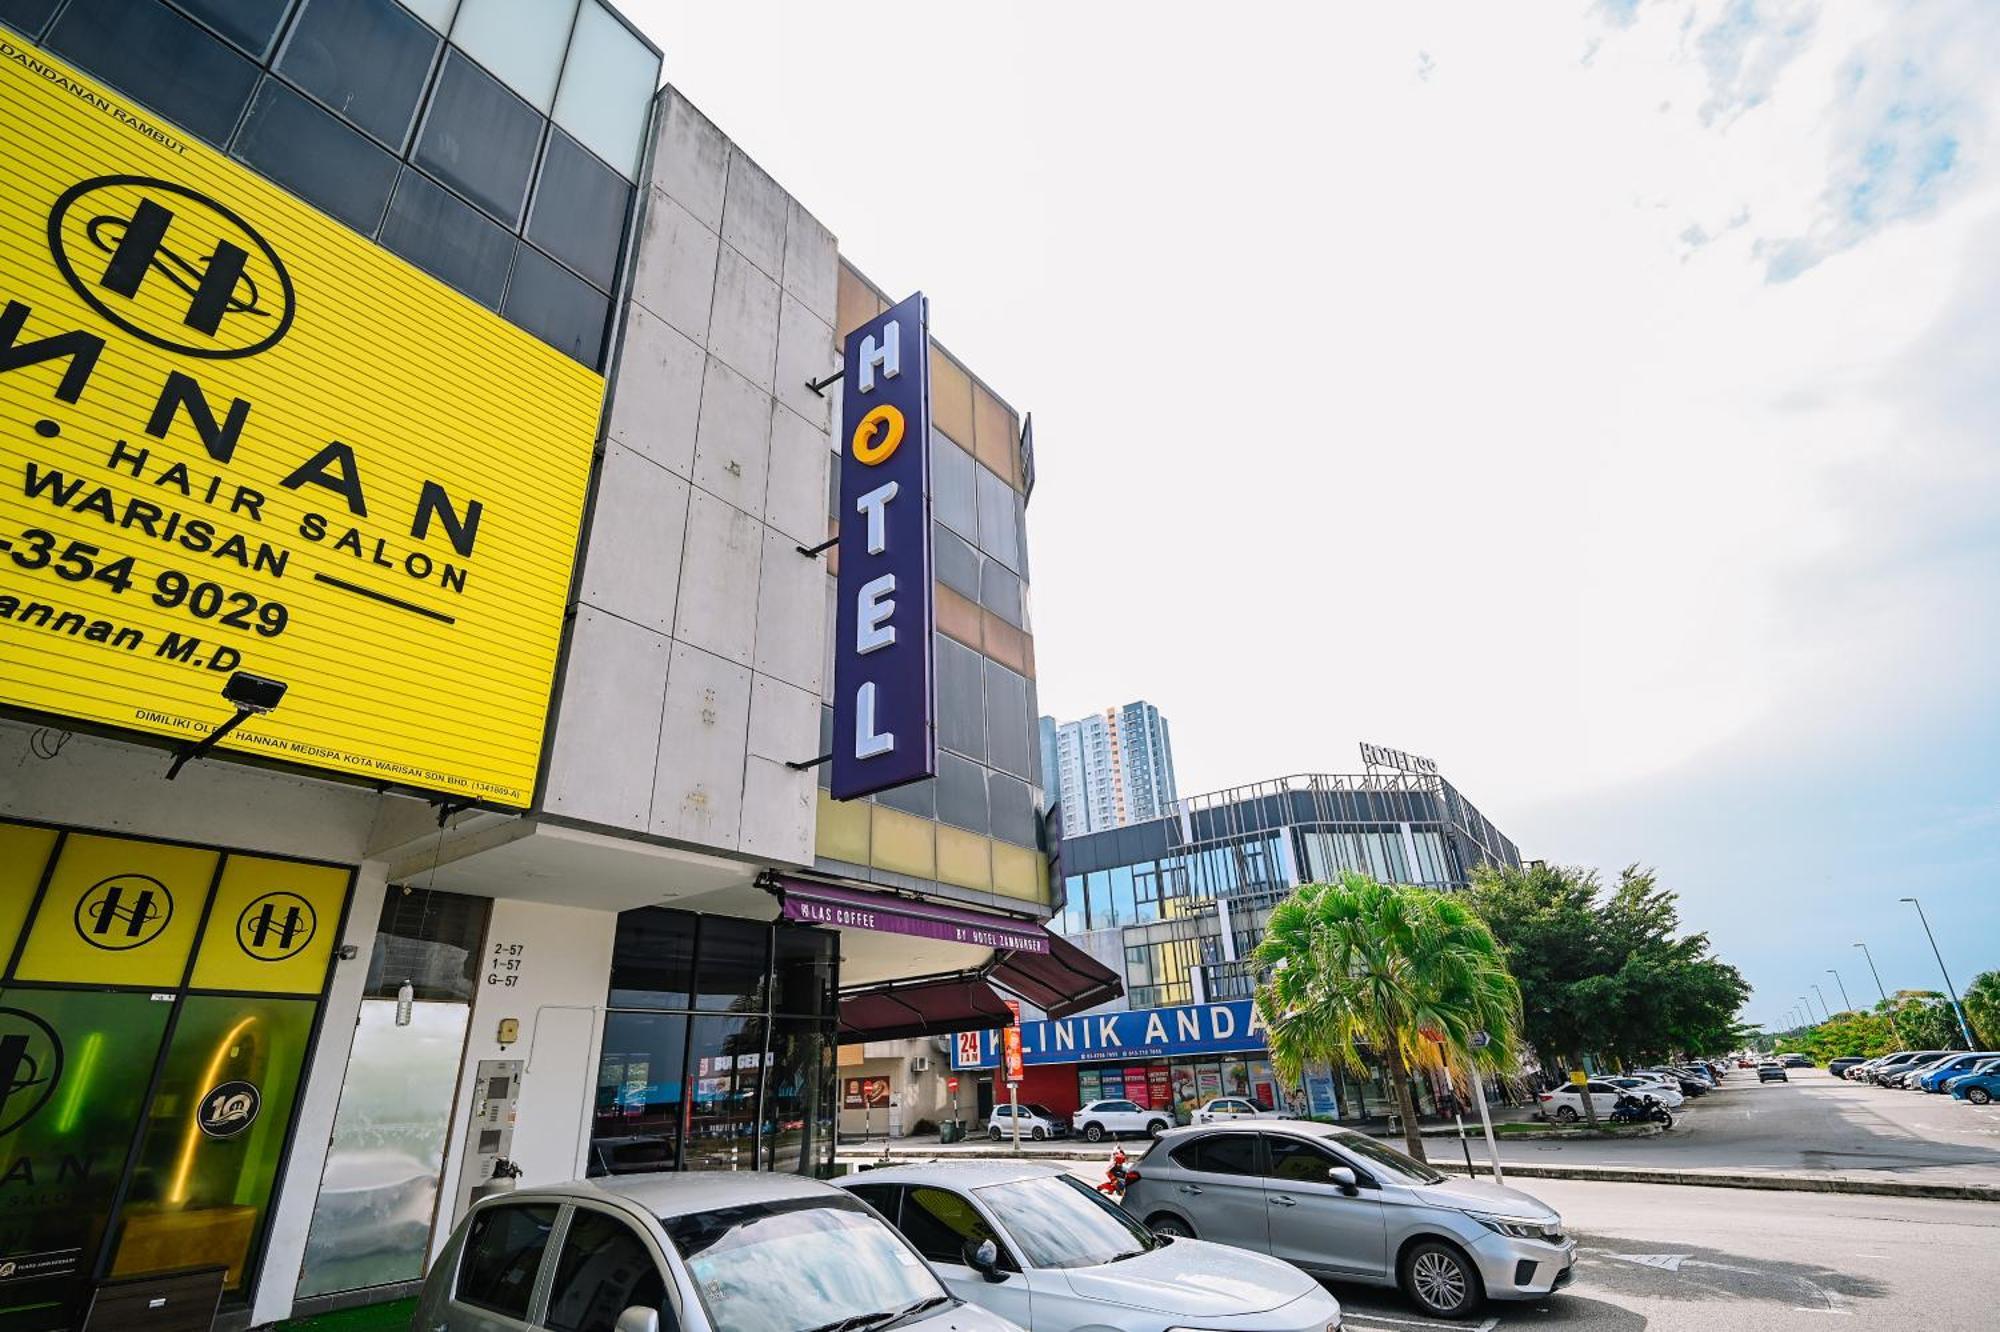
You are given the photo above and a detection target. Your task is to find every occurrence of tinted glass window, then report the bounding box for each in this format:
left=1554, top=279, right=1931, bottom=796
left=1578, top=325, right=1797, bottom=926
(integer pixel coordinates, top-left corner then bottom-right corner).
left=683, top=1014, right=763, bottom=1170
left=934, top=524, right=981, bottom=603
left=985, top=660, right=1031, bottom=778
left=277, top=0, right=438, bottom=148
left=48, top=0, right=259, bottom=147
left=0, top=0, right=62, bottom=42
left=234, top=78, right=398, bottom=233
left=764, top=1016, right=835, bottom=1176
left=546, top=1208, right=669, bottom=1332
left=367, top=886, right=488, bottom=1001
left=1266, top=1136, right=1339, bottom=1183
left=899, top=1187, right=1010, bottom=1269
left=843, top=1184, right=901, bottom=1223
left=176, top=0, right=294, bottom=56
left=771, top=926, right=835, bottom=1018
left=875, top=774, right=936, bottom=820
left=1192, top=1133, right=1262, bottom=1177
left=528, top=128, right=631, bottom=290
left=694, top=916, right=768, bottom=1012
left=932, top=430, right=976, bottom=538
left=550, top=0, right=659, bottom=178
left=975, top=465, right=1020, bottom=570
left=936, top=637, right=985, bottom=762
left=416, top=50, right=542, bottom=225
left=936, top=751, right=989, bottom=835
left=988, top=771, right=1035, bottom=848
left=592, top=1011, right=687, bottom=1176
left=609, top=907, right=695, bottom=1009
left=506, top=243, right=608, bottom=365
left=457, top=1203, right=558, bottom=1319
left=380, top=167, right=514, bottom=308
left=980, top=560, right=1023, bottom=626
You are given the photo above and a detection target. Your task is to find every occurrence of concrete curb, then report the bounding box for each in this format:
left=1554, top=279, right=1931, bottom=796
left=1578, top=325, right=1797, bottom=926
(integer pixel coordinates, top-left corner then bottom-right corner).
left=835, top=1148, right=2000, bottom=1203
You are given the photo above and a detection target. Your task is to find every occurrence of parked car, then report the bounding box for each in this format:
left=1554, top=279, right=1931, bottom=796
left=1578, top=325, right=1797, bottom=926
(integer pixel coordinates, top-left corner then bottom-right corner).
left=1942, top=1056, right=2000, bottom=1092
left=1537, top=1080, right=1625, bottom=1122
left=417, top=1172, right=1025, bottom=1332
left=1864, top=1051, right=1950, bottom=1085
left=1826, top=1057, right=1867, bottom=1078
left=1074, top=1099, right=1173, bottom=1142
left=1948, top=1067, right=2000, bottom=1105
left=987, top=1104, right=1068, bottom=1141
left=1779, top=1054, right=1813, bottom=1068
left=1122, top=1121, right=1574, bottom=1319
left=1601, top=1077, right=1685, bottom=1108
left=1192, top=1097, right=1286, bottom=1124
left=838, top=1161, right=1344, bottom=1332
left=1917, top=1053, right=2000, bottom=1093
left=1884, top=1056, right=1956, bottom=1089
left=1757, top=1063, right=1789, bottom=1082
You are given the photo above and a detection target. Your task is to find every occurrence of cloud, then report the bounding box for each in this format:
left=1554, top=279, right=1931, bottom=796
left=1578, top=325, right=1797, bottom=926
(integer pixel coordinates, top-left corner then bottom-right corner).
left=1755, top=11, right=1993, bottom=281
left=1594, top=0, right=1644, bottom=28
left=1693, top=0, right=1818, bottom=125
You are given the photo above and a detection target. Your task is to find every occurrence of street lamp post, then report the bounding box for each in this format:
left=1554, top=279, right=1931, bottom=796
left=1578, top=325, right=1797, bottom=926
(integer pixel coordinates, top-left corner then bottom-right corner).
left=1854, top=941, right=1903, bottom=1043
left=1799, top=996, right=1815, bottom=1024
left=1899, top=898, right=1977, bottom=1049
left=1812, top=983, right=1832, bottom=1022
left=1828, top=969, right=1854, bottom=1014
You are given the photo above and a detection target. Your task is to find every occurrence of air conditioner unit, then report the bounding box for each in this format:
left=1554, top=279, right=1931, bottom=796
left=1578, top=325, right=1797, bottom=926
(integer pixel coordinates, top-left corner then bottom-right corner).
left=911, top=1056, right=932, bottom=1073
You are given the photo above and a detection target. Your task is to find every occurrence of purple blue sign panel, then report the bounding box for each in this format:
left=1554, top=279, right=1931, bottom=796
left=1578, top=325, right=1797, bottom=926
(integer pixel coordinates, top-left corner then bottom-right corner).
left=778, top=879, right=1048, bottom=954
left=831, top=292, right=935, bottom=800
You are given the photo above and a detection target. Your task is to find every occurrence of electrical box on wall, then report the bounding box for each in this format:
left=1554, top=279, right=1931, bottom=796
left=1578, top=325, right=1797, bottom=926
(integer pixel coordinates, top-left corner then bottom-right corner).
left=454, top=1058, right=522, bottom=1220
left=497, top=1018, right=520, bottom=1045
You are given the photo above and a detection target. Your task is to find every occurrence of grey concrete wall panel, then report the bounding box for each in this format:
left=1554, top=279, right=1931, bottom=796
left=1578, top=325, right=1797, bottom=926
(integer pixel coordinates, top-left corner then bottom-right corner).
left=674, top=486, right=764, bottom=667
left=692, top=356, right=772, bottom=515
left=579, top=443, right=690, bottom=635
left=543, top=85, right=838, bottom=868
left=546, top=608, right=670, bottom=830
left=606, top=303, right=703, bottom=475
left=650, top=641, right=752, bottom=847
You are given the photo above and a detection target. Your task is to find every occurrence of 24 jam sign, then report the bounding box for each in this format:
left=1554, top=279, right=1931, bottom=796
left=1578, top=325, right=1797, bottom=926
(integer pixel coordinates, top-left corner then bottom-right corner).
left=0, top=40, right=603, bottom=806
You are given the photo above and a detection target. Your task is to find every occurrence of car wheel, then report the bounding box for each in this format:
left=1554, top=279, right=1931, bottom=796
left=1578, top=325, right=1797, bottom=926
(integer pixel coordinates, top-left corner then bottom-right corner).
left=989, top=1126, right=1002, bottom=1141
left=1084, top=1123, right=1105, bottom=1143
left=1148, top=1214, right=1195, bottom=1240
left=1033, top=1126, right=1047, bottom=1141
left=1555, top=1106, right=1579, bottom=1123
left=1401, top=1239, right=1484, bottom=1318
left=1969, top=1087, right=1992, bottom=1105
left=1147, top=1119, right=1168, bottom=1138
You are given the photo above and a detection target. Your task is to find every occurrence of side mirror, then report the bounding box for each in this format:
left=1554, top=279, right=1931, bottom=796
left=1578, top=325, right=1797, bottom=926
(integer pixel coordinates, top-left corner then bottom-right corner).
left=614, top=1309, right=661, bottom=1332
left=963, top=1237, right=1005, bottom=1282
left=1327, top=1166, right=1358, bottom=1195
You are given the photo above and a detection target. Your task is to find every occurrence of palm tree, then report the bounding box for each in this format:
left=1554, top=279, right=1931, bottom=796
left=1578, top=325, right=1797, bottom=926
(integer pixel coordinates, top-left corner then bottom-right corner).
left=1253, top=872, right=1523, bottom=1163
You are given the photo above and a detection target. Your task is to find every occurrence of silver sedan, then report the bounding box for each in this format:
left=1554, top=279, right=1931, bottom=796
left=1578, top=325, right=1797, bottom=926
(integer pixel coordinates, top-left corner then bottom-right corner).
left=1121, top=1121, right=1575, bottom=1319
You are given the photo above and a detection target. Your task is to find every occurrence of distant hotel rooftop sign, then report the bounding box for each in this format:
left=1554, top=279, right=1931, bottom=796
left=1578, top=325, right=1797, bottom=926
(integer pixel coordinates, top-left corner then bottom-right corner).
left=831, top=292, right=935, bottom=800
left=1360, top=742, right=1438, bottom=776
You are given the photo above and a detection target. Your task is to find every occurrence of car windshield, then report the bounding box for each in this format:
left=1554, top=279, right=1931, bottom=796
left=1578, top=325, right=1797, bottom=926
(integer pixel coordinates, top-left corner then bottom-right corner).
left=1324, top=1129, right=1447, bottom=1185
left=664, top=1197, right=948, bottom=1332
left=1027, top=1105, right=1056, bottom=1118
left=977, top=1173, right=1156, bottom=1270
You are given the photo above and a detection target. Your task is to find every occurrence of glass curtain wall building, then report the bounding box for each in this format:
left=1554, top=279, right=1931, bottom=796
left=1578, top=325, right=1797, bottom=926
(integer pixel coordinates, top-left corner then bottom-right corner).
left=1054, top=772, right=1522, bottom=1010
left=3, top=0, right=660, bottom=368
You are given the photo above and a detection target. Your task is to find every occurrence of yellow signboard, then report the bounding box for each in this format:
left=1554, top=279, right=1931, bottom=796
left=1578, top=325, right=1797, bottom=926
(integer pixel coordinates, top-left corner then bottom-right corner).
left=0, top=41, right=603, bottom=806
left=187, top=853, right=350, bottom=995
left=14, top=832, right=220, bottom=988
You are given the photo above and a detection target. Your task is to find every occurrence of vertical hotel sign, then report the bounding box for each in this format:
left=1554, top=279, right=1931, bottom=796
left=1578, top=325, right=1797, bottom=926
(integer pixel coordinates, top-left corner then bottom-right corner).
left=0, top=43, right=601, bottom=806
left=830, top=293, right=933, bottom=799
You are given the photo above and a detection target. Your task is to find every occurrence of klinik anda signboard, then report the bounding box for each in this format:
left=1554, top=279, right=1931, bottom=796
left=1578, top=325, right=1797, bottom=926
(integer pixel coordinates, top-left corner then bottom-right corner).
left=831, top=293, right=934, bottom=800
left=951, top=999, right=1273, bottom=1071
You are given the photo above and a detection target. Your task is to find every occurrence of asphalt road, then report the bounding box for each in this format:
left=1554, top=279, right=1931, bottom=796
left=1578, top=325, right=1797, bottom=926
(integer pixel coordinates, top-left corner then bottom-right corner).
left=1329, top=1178, right=2000, bottom=1331
left=1483, top=1074, right=2000, bottom=1185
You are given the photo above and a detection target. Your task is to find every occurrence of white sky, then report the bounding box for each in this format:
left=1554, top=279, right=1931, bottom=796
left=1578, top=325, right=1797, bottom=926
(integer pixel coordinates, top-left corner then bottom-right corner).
left=622, top=1, right=2000, bottom=1022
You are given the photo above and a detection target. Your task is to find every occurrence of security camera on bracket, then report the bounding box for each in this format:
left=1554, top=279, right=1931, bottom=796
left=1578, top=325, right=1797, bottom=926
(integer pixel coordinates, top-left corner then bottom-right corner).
left=164, top=670, right=288, bottom=780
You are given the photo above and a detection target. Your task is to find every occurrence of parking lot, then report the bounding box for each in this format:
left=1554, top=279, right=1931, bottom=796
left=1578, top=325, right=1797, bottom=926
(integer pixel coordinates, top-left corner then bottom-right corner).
left=1328, top=1177, right=1999, bottom=1331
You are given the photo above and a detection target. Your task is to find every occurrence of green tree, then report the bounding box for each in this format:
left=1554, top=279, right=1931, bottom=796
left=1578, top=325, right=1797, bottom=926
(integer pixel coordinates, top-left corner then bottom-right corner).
left=1965, top=971, right=2000, bottom=1049
left=1886, top=990, right=1963, bottom=1050
left=1468, top=864, right=1751, bottom=1071
left=1253, top=873, right=1522, bottom=1163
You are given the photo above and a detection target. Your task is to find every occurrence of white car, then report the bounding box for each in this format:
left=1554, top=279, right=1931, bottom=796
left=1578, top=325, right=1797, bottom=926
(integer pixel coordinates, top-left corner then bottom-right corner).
left=1602, top=1077, right=1685, bottom=1108
left=1075, top=1099, right=1172, bottom=1141
left=987, top=1103, right=1068, bottom=1141
left=1192, top=1096, right=1285, bottom=1124
left=838, top=1161, right=1344, bottom=1332
left=1536, top=1080, right=1626, bottom=1122
left=417, top=1173, right=1025, bottom=1332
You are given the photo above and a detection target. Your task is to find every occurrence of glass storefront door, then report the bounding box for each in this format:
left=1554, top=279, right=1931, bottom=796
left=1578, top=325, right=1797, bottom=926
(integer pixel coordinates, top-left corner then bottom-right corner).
left=0, top=821, right=351, bottom=1330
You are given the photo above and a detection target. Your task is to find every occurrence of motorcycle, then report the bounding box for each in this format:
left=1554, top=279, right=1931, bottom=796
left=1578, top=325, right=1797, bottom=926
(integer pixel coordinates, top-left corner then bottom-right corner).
left=1610, top=1093, right=1673, bottom=1129
left=1096, top=1145, right=1133, bottom=1200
